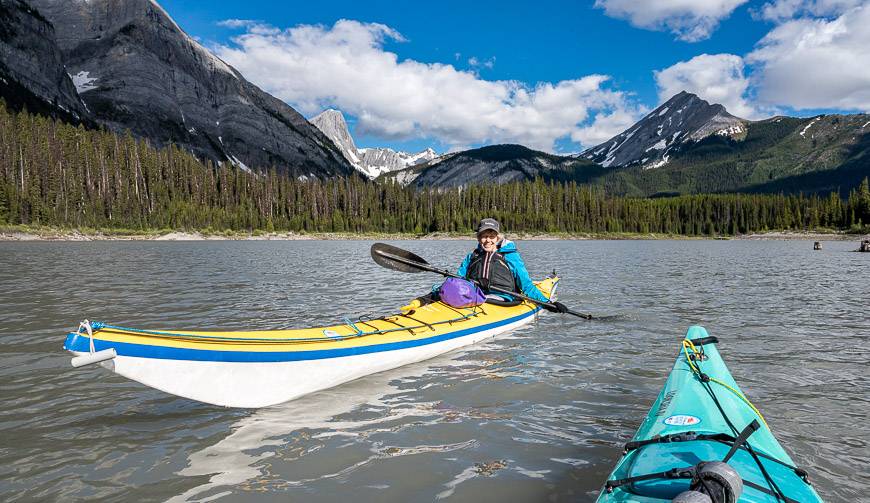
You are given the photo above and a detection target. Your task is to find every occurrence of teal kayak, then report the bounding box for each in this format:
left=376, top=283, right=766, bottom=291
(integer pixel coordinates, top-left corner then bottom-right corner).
left=598, top=326, right=823, bottom=502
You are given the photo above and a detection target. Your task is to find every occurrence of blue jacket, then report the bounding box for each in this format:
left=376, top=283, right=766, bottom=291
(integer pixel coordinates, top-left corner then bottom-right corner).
left=456, top=239, right=549, bottom=303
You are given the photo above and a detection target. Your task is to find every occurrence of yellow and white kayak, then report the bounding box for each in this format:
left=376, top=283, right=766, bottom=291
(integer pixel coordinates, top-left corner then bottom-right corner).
left=64, top=277, right=559, bottom=408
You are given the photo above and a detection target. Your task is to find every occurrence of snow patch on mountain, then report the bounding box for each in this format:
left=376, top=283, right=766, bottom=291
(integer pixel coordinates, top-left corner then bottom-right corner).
left=646, top=139, right=667, bottom=151
left=228, top=154, right=251, bottom=173
left=800, top=116, right=822, bottom=138
left=70, top=71, right=98, bottom=93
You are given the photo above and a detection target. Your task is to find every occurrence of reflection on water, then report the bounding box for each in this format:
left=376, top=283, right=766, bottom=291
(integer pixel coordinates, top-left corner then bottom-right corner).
left=0, top=240, right=867, bottom=501
left=171, top=360, right=437, bottom=502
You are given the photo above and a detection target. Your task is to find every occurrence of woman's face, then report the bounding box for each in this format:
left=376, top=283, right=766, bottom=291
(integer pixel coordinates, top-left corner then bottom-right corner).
left=477, top=230, right=499, bottom=252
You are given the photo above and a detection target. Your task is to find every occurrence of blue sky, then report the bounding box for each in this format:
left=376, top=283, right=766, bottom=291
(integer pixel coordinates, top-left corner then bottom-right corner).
left=159, top=0, right=870, bottom=154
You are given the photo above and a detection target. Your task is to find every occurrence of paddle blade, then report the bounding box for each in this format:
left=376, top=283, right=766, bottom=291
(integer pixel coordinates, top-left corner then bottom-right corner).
left=371, top=243, right=429, bottom=273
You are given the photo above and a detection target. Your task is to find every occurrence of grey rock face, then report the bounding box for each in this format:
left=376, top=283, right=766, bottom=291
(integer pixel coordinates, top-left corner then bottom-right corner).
left=311, top=108, right=437, bottom=178
left=0, top=0, right=87, bottom=120
left=406, top=144, right=590, bottom=188
left=310, top=109, right=363, bottom=168
left=581, top=91, right=746, bottom=169
left=26, top=0, right=353, bottom=177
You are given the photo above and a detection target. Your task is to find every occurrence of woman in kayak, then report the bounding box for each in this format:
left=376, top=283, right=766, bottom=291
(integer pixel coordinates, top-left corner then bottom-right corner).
left=458, top=218, right=568, bottom=313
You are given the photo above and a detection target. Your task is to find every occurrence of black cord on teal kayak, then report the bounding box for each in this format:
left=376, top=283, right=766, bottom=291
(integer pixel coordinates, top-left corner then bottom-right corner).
left=682, top=338, right=790, bottom=502
left=603, top=336, right=816, bottom=502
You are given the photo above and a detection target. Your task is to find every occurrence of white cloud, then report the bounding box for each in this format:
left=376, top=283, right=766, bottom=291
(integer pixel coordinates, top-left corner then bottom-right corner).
left=757, top=0, right=864, bottom=21
left=654, top=53, right=764, bottom=119
left=468, top=56, right=495, bottom=69
left=748, top=3, right=870, bottom=111
left=595, top=0, right=748, bottom=42
left=218, top=19, right=256, bottom=29
left=215, top=19, right=643, bottom=151
left=571, top=106, right=649, bottom=146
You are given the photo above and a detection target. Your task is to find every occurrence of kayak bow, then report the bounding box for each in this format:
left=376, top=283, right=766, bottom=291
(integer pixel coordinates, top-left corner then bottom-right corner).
left=63, top=277, right=558, bottom=408
left=598, top=326, right=823, bottom=503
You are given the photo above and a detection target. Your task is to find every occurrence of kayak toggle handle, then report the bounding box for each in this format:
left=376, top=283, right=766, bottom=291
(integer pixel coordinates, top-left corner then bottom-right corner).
left=71, top=319, right=116, bottom=367
left=71, top=348, right=117, bottom=368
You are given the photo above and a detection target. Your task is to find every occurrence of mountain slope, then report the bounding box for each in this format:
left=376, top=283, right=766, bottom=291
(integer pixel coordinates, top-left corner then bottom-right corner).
left=310, top=108, right=437, bottom=178
left=26, top=0, right=353, bottom=178
left=0, top=0, right=87, bottom=122
left=582, top=91, right=746, bottom=169
left=593, top=113, right=870, bottom=196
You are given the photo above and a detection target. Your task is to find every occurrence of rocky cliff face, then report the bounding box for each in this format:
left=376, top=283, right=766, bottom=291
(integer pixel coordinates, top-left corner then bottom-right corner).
left=0, top=0, right=87, bottom=121
left=26, top=0, right=353, bottom=178
left=581, top=91, right=746, bottom=169
left=309, top=109, right=363, bottom=167
left=311, top=108, right=437, bottom=178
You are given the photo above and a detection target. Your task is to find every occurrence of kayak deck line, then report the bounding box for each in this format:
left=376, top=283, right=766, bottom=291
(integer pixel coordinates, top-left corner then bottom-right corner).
left=71, top=305, right=484, bottom=346
left=682, top=338, right=769, bottom=429
left=597, top=325, right=823, bottom=503
left=62, top=278, right=558, bottom=407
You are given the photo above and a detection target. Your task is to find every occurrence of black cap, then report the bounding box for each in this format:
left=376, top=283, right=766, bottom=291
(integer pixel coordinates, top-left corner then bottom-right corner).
left=476, top=218, right=500, bottom=235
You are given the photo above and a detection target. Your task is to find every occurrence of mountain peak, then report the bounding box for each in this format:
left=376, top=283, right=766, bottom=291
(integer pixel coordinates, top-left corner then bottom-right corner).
left=581, top=91, right=745, bottom=169
left=311, top=109, right=359, bottom=164
left=310, top=109, right=438, bottom=179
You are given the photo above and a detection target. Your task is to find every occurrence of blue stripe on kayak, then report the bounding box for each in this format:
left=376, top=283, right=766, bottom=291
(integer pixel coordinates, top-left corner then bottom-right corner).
left=64, top=307, right=540, bottom=363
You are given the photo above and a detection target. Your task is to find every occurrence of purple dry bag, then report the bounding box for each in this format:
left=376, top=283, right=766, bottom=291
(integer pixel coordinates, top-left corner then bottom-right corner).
left=439, top=278, right=486, bottom=308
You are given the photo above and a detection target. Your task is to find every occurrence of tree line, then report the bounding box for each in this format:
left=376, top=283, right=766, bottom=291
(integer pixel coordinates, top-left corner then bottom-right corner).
left=1, top=102, right=869, bottom=235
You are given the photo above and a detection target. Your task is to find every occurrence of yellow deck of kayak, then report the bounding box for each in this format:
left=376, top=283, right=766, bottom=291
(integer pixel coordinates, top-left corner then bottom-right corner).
left=78, top=277, right=558, bottom=354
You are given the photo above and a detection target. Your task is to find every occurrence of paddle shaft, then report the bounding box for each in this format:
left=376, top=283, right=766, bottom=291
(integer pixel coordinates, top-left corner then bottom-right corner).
left=375, top=249, right=592, bottom=319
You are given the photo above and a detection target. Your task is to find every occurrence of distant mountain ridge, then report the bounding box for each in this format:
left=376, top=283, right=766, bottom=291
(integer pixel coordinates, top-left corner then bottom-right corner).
left=399, top=91, right=868, bottom=196
left=601, top=112, right=870, bottom=196
left=581, top=91, right=746, bottom=169
left=310, top=109, right=438, bottom=178
left=381, top=144, right=600, bottom=187
left=8, top=0, right=353, bottom=178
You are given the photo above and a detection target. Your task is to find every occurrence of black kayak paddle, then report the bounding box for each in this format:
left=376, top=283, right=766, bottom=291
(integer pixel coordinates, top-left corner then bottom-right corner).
left=370, top=242, right=592, bottom=319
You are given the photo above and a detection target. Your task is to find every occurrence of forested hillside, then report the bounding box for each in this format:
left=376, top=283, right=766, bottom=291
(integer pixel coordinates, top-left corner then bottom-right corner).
left=1, top=103, right=868, bottom=235
left=585, top=114, right=870, bottom=197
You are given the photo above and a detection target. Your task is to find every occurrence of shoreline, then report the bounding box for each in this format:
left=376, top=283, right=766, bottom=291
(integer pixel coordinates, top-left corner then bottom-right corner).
left=1, top=226, right=867, bottom=242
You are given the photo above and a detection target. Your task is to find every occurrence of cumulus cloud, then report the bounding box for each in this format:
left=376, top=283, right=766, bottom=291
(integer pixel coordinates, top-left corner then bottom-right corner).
left=215, top=19, right=643, bottom=151
left=654, top=53, right=764, bottom=119
left=757, top=0, right=864, bottom=21
left=595, top=0, right=748, bottom=42
left=748, top=3, right=870, bottom=111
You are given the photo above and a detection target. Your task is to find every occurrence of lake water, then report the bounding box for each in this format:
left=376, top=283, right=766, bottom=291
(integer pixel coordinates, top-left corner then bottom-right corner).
left=0, top=239, right=867, bottom=502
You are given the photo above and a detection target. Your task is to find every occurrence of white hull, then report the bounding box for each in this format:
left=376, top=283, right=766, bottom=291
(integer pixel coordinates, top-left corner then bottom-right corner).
left=73, top=310, right=540, bottom=408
